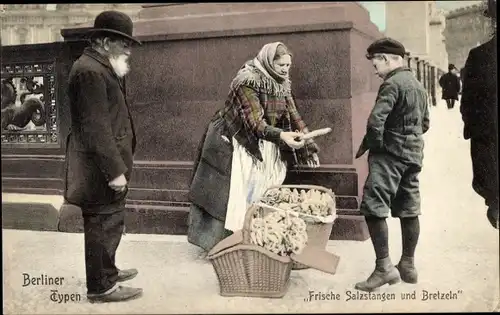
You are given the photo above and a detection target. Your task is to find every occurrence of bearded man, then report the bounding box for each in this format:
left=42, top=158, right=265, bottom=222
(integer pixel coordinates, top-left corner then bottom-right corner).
left=64, top=11, right=142, bottom=302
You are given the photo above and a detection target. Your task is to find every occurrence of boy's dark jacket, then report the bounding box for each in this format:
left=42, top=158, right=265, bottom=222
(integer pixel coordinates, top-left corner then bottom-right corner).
left=356, top=67, right=430, bottom=165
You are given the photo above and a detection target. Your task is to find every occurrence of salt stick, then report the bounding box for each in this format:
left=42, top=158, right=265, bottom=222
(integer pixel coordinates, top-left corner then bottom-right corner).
left=301, top=127, right=332, bottom=140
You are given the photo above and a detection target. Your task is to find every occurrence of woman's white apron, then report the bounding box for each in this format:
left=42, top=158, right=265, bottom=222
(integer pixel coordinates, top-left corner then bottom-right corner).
left=224, top=137, right=287, bottom=231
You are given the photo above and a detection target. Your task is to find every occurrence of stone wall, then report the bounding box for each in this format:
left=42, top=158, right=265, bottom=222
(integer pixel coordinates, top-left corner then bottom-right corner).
left=2, top=2, right=382, bottom=241
left=385, top=1, right=431, bottom=58
left=385, top=1, right=448, bottom=73
left=429, top=5, right=449, bottom=71
left=444, top=3, right=494, bottom=68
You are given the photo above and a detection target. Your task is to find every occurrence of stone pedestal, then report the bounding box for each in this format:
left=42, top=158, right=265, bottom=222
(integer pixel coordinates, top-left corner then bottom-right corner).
left=5, top=2, right=385, bottom=240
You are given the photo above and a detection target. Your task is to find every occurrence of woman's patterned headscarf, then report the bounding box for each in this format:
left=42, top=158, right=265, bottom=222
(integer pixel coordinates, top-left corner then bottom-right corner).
left=230, top=42, right=292, bottom=97
left=253, top=42, right=289, bottom=83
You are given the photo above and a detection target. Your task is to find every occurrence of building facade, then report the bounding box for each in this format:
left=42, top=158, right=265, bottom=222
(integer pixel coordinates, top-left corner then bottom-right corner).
left=0, top=4, right=142, bottom=46
left=444, top=2, right=494, bottom=68
left=385, top=1, right=448, bottom=72
left=429, top=3, right=449, bottom=71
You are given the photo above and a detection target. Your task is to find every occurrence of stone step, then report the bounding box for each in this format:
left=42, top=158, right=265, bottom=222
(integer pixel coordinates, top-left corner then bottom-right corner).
left=2, top=201, right=60, bottom=232
left=125, top=193, right=359, bottom=210
left=1, top=195, right=369, bottom=241
left=1, top=160, right=363, bottom=198
left=58, top=203, right=369, bottom=241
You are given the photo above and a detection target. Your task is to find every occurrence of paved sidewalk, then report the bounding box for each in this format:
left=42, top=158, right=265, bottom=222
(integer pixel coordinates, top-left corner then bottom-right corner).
left=3, top=101, right=499, bottom=314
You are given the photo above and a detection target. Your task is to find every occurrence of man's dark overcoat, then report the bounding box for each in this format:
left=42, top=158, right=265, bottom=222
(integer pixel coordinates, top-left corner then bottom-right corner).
left=439, top=72, right=461, bottom=100
left=64, top=47, right=136, bottom=212
left=460, top=36, right=498, bottom=205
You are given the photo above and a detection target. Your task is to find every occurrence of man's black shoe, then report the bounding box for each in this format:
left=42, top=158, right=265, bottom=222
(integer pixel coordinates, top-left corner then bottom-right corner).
left=88, top=285, right=142, bottom=303
left=117, top=268, right=138, bottom=282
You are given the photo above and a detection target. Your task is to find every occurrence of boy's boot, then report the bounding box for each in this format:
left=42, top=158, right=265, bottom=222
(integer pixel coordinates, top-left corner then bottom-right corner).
left=355, top=257, right=401, bottom=292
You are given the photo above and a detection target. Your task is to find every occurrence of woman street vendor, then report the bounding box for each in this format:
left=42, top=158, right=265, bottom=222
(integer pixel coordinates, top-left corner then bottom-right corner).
left=188, top=42, right=321, bottom=252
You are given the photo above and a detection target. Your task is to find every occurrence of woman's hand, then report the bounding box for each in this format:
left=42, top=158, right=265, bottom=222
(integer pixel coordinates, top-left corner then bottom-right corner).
left=280, top=131, right=305, bottom=149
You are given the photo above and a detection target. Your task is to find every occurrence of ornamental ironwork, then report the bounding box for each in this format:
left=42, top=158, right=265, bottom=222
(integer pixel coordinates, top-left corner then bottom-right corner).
left=1, top=61, right=59, bottom=146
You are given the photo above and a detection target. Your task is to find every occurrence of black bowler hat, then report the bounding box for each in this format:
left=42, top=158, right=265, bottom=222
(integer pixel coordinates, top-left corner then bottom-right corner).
left=366, top=37, right=406, bottom=59
left=448, top=64, right=456, bottom=71
left=88, top=10, right=141, bottom=45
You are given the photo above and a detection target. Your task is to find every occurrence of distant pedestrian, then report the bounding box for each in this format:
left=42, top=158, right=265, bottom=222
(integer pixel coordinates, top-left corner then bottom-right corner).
left=460, top=0, right=498, bottom=229
left=439, top=64, right=461, bottom=109
left=355, top=38, right=430, bottom=292
left=64, top=11, right=143, bottom=302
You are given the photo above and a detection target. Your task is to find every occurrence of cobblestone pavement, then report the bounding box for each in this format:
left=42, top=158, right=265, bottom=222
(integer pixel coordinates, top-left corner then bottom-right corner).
left=3, top=101, right=499, bottom=314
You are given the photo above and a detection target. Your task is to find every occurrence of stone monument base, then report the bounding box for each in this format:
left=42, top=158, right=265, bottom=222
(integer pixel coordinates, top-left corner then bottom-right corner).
left=2, top=2, right=385, bottom=242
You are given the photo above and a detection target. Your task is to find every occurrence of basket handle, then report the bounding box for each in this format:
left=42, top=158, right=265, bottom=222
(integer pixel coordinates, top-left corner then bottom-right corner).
left=263, top=184, right=336, bottom=206
left=254, top=202, right=300, bottom=217
left=242, top=204, right=259, bottom=244
left=254, top=201, right=334, bottom=224
left=265, top=184, right=335, bottom=197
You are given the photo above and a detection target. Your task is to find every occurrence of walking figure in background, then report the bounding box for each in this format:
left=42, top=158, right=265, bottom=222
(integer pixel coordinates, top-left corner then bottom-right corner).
left=188, top=42, right=321, bottom=252
left=439, top=64, right=461, bottom=109
left=64, top=11, right=143, bottom=302
left=460, top=0, right=498, bottom=229
left=355, top=38, right=430, bottom=292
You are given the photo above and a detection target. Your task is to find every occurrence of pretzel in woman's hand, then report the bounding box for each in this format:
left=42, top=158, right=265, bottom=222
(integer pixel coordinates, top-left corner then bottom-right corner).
left=301, top=127, right=332, bottom=140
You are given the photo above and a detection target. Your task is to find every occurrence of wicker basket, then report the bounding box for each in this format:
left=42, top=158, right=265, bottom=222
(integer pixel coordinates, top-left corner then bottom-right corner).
left=261, top=184, right=337, bottom=270
left=207, top=204, right=293, bottom=298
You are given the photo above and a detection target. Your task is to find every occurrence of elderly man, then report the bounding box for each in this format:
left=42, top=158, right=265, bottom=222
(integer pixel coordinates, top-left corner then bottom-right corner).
left=354, top=38, right=430, bottom=292
left=64, top=11, right=142, bottom=302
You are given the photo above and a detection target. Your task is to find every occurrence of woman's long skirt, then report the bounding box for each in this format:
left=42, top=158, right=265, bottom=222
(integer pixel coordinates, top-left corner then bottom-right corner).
left=187, top=137, right=287, bottom=252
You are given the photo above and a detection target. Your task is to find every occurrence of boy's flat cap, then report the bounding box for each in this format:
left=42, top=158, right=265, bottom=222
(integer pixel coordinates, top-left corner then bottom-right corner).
left=366, top=37, right=406, bottom=59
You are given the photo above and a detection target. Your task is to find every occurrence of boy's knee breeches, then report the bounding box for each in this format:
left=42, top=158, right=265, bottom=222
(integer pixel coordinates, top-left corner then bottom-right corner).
left=360, top=152, right=422, bottom=218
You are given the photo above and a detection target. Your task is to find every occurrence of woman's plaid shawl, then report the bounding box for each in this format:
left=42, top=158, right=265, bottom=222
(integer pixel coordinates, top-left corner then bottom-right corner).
left=218, top=61, right=319, bottom=166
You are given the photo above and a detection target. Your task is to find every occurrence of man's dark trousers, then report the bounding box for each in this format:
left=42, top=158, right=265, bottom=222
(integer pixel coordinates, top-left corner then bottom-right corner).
left=470, top=135, right=499, bottom=212
left=446, top=99, right=456, bottom=109
left=82, top=200, right=126, bottom=295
